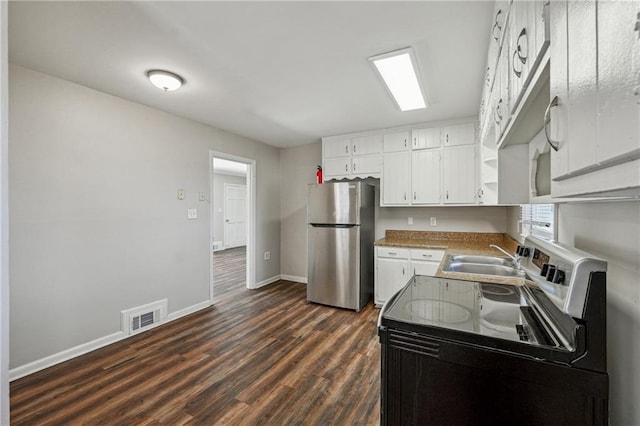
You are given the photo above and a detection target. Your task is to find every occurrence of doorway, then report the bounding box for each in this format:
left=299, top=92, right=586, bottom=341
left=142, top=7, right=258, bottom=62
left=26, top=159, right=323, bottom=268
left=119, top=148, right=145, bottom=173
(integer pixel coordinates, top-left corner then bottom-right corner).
left=209, top=152, right=256, bottom=304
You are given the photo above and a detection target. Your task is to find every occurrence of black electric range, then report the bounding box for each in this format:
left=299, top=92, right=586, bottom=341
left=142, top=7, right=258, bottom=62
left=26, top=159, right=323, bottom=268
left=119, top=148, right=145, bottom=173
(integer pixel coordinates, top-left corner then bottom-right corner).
left=378, top=236, right=609, bottom=426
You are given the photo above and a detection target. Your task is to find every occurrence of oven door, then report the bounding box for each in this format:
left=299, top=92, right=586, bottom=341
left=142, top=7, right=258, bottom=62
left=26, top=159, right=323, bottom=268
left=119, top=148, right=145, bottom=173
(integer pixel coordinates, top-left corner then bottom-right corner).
left=379, top=326, right=608, bottom=426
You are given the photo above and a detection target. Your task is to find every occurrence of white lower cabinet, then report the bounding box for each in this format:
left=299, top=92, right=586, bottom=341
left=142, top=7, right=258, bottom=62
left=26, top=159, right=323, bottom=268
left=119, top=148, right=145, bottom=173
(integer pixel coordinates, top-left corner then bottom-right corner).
left=375, top=246, right=445, bottom=306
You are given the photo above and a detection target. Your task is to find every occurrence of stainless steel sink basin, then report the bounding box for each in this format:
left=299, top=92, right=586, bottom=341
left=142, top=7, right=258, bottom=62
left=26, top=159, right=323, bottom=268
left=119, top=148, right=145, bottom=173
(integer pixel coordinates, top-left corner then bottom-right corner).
left=449, top=255, right=514, bottom=267
left=444, top=262, right=525, bottom=277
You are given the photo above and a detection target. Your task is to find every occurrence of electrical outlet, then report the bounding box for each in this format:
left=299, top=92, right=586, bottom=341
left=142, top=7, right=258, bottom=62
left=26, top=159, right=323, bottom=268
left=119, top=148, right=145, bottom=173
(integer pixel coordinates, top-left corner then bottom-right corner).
left=177, top=189, right=185, bottom=200
left=264, top=251, right=271, bottom=261
left=187, top=208, right=197, bottom=219
left=430, top=217, right=437, bottom=227
left=408, top=217, right=413, bottom=225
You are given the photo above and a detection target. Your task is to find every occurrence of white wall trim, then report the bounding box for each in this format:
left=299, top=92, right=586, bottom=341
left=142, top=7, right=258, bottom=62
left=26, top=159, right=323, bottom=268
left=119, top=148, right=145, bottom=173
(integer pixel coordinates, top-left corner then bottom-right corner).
left=280, top=274, right=307, bottom=284
left=254, top=275, right=282, bottom=289
left=167, top=300, right=211, bottom=321
left=10, top=300, right=211, bottom=382
left=9, top=331, right=127, bottom=382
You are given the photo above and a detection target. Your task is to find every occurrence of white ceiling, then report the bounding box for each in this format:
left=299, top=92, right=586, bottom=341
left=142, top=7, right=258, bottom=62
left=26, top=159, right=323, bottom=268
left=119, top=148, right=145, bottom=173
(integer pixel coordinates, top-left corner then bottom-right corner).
left=8, top=1, right=493, bottom=148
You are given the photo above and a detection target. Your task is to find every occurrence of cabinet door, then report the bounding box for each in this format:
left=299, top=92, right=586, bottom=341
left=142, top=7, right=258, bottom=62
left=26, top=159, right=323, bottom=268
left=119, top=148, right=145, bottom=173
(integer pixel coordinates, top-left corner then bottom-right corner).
left=509, top=0, right=530, bottom=110
left=352, top=134, right=383, bottom=156
left=324, top=138, right=351, bottom=158
left=382, top=152, right=411, bottom=205
left=411, top=150, right=441, bottom=204
left=383, top=131, right=411, bottom=152
left=549, top=0, right=569, bottom=179
left=352, top=155, right=382, bottom=176
left=443, top=145, right=476, bottom=204
left=566, top=0, right=597, bottom=175
left=411, top=260, right=440, bottom=277
left=324, top=157, right=351, bottom=177
left=596, top=1, right=640, bottom=164
left=412, top=127, right=441, bottom=150
left=376, top=257, right=410, bottom=305
left=442, top=123, right=475, bottom=147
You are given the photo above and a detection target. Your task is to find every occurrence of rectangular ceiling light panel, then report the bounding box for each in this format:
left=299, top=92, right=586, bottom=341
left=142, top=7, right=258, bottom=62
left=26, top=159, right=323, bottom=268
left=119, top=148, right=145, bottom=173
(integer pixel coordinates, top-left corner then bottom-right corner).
left=369, top=47, right=427, bottom=112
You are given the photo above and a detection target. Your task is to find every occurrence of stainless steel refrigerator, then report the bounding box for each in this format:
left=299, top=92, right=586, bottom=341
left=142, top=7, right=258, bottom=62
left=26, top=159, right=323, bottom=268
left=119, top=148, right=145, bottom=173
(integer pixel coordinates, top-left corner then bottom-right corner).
left=307, top=181, right=375, bottom=311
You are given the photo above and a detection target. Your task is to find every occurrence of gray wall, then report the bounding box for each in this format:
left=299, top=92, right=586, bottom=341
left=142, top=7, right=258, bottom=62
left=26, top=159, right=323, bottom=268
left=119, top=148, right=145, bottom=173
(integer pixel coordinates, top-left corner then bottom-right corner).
left=0, top=1, right=9, bottom=421
left=9, top=65, right=281, bottom=369
left=212, top=172, right=246, bottom=248
left=507, top=201, right=640, bottom=425
left=279, top=142, right=322, bottom=280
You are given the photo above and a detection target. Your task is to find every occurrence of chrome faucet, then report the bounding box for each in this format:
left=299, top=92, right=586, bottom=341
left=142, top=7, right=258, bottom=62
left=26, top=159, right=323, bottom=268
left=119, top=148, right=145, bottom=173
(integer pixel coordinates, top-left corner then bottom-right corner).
left=490, top=244, right=520, bottom=268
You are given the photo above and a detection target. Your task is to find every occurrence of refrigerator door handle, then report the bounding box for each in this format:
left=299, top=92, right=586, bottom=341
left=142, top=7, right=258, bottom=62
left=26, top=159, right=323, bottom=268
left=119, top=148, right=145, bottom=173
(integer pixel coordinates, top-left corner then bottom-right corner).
left=309, top=223, right=357, bottom=228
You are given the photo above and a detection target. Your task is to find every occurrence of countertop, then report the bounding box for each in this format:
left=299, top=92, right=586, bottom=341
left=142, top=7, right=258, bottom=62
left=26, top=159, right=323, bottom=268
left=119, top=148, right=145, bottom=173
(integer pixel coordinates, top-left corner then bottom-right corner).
left=374, top=230, right=525, bottom=285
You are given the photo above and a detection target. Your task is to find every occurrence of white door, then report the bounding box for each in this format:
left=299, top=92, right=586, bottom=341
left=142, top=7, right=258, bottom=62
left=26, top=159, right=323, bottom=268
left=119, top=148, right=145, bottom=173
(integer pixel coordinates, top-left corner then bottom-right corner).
left=224, top=183, right=246, bottom=249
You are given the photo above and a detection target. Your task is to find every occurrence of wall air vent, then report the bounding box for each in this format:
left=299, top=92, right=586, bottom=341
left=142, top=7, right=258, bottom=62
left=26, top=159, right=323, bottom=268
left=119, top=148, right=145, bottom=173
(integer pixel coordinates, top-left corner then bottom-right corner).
left=121, top=299, right=167, bottom=335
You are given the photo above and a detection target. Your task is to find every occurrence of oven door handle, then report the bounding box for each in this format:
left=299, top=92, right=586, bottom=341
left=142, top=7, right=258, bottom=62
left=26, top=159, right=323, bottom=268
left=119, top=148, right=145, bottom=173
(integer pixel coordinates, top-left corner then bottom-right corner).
left=377, top=288, right=403, bottom=333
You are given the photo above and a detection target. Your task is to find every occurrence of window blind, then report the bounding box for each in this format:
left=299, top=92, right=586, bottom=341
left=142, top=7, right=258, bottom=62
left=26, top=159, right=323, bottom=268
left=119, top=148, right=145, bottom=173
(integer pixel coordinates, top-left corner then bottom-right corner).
left=520, top=204, right=555, bottom=239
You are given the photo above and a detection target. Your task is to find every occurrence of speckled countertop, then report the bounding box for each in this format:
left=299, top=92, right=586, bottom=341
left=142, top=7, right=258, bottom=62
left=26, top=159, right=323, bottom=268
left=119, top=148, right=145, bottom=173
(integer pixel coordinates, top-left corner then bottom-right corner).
left=375, top=230, right=524, bottom=285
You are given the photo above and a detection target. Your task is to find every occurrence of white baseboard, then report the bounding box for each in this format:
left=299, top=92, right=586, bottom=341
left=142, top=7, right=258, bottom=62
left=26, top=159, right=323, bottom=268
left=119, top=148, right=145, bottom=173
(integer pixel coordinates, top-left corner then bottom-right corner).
left=10, top=299, right=211, bottom=382
left=280, top=274, right=307, bottom=284
left=9, top=331, right=127, bottom=382
left=254, top=274, right=281, bottom=289
left=167, top=300, right=211, bottom=322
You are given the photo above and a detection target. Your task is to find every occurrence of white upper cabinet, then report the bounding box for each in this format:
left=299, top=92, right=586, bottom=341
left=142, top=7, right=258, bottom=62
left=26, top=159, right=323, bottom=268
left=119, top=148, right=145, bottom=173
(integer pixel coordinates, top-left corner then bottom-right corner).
left=412, top=150, right=441, bottom=204
left=596, top=1, right=640, bottom=165
left=352, top=134, right=383, bottom=156
left=442, top=123, right=476, bottom=147
left=381, top=151, right=411, bottom=206
left=383, top=131, right=411, bottom=152
left=547, top=0, right=640, bottom=197
left=443, top=145, right=477, bottom=204
left=324, top=138, right=351, bottom=158
left=412, top=127, right=441, bottom=150
left=322, top=134, right=383, bottom=180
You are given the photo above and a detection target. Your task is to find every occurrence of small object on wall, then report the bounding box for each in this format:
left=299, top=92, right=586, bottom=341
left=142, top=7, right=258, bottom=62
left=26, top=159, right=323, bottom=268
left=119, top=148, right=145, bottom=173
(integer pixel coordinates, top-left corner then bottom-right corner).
left=316, top=165, right=323, bottom=184
left=187, top=208, right=197, bottom=219
left=178, top=188, right=185, bottom=200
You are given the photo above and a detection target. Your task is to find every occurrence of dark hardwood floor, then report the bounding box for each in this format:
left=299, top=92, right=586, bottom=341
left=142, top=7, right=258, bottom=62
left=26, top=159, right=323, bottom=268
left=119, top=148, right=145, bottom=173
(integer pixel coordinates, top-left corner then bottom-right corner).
left=10, top=248, right=381, bottom=425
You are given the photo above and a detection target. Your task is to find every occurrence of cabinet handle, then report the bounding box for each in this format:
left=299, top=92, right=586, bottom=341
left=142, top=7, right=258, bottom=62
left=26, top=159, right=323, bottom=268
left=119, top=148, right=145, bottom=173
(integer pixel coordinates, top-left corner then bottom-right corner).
left=422, top=254, right=432, bottom=258
left=492, top=10, right=503, bottom=41
left=516, top=28, right=528, bottom=64
left=543, top=95, right=560, bottom=152
left=402, top=267, right=405, bottom=275
left=403, top=192, right=407, bottom=201
left=478, top=188, right=484, bottom=197
left=446, top=134, right=449, bottom=144
left=635, top=12, right=640, bottom=38
left=388, top=252, right=397, bottom=256
left=345, top=164, right=349, bottom=172
left=345, top=146, right=349, bottom=154
left=413, top=192, right=416, bottom=200
left=446, top=190, right=449, bottom=200
left=353, top=144, right=356, bottom=153
left=404, top=139, right=407, bottom=148
left=353, top=162, right=356, bottom=171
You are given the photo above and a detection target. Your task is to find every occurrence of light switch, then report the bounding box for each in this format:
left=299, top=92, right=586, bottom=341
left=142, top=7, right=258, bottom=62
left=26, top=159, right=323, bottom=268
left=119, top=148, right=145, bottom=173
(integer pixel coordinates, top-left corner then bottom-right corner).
left=187, top=208, right=198, bottom=219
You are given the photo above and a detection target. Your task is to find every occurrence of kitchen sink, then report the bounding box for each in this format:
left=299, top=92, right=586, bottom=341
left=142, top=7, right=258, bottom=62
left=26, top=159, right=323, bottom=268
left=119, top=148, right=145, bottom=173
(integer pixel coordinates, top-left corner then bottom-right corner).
left=444, top=262, right=525, bottom=277
left=449, top=255, right=514, bottom=267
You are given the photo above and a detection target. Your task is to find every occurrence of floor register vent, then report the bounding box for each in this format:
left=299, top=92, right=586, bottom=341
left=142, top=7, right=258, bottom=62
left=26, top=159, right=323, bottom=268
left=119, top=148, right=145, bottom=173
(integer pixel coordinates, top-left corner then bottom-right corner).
left=121, top=299, right=168, bottom=335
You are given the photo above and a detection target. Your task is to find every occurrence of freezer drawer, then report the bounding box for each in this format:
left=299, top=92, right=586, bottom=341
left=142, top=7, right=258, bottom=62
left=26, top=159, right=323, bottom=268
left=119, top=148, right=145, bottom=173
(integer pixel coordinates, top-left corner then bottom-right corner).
left=307, top=224, right=361, bottom=310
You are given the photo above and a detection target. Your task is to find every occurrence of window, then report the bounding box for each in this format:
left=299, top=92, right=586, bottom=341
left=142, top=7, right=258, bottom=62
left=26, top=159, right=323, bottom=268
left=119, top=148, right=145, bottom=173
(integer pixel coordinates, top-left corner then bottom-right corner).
left=520, top=204, right=555, bottom=239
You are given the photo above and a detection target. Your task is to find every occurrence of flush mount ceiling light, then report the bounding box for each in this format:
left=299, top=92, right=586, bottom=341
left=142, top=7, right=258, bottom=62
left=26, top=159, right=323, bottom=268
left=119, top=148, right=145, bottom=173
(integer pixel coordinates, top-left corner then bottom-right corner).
left=369, top=47, right=427, bottom=111
left=146, top=69, right=184, bottom=92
